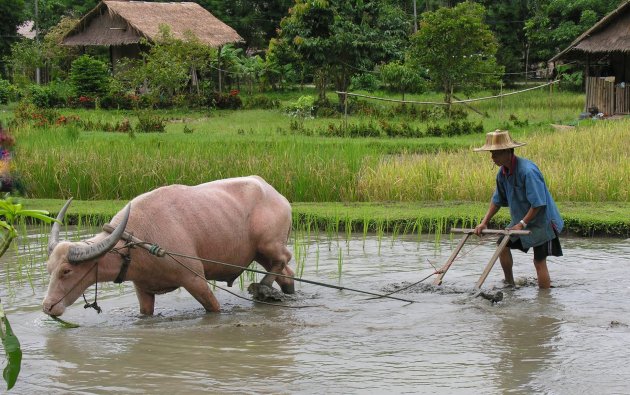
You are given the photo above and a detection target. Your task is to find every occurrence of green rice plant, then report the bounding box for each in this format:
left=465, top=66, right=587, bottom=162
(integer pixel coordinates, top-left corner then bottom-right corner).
left=375, top=219, right=385, bottom=255
left=337, top=248, right=343, bottom=277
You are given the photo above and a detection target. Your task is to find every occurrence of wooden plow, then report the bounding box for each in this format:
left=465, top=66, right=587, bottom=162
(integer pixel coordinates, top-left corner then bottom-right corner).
left=434, top=228, right=530, bottom=290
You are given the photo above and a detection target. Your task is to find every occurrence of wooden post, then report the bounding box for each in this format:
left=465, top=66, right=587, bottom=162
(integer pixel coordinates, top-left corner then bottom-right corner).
left=218, top=46, right=222, bottom=93
left=433, top=233, right=471, bottom=285
left=474, top=234, right=511, bottom=290
left=500, top=80, right=504, bottom=119
left=448, top=228, right=530, bottom=289
left=344, top=92, right=348, bottom=130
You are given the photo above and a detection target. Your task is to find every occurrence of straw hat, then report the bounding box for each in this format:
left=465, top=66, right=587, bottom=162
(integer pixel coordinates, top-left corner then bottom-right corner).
left=474, top=130, right=526, bottom=152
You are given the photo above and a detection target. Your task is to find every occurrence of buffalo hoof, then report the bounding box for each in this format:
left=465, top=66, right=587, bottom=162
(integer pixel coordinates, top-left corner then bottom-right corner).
left=248, top=283, right=285, bottom=302
left=281, top=283, right=295, bottom=294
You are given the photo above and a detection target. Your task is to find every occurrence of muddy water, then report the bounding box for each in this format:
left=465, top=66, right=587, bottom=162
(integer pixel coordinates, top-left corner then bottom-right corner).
left=1, top=229, right=629, bottom=394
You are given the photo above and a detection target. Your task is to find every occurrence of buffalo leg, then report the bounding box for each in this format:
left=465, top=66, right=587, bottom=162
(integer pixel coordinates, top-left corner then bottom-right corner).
left=134, top=285, right=156, bottom=316
left=183, top=277, right=221, bottom=313
left=257, top=244, right=294, bottom=294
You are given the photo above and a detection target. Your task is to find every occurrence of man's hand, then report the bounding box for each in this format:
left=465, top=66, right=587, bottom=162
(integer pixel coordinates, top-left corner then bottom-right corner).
left=508, top=222, right=526, bottom=231
left=473, top=223, right=487, bottom=236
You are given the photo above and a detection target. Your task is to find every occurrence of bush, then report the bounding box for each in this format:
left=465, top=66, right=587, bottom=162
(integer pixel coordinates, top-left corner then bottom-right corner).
left=285, top=95, right=315, bottom=118
left=0, top=80, right=20, bottom=104
left=70, top=55, right=111, bottom=98
left=136, top=112, right=166, bottom=133
left=212, top=90, right=243, bottom=109
left=26, top=83, right=70, bottom=108
left=426, top=120, right=484, bottom=137
left=100, top=92, right=141, bottom=110
left=350, top=73, right=380, bottom=92
left=244, top=95, right=280, bottom=109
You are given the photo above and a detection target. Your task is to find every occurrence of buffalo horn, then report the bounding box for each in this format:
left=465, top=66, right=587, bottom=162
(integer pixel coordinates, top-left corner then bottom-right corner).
left=67, top=204, right=131, bottom=264
left=48, top=198, right=74, bottom=256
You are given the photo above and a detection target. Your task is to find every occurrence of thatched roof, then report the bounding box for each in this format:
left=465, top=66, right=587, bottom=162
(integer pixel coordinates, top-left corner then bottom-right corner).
left=62, top=1, right=243, bottom=47
left=551, top=1, right=630, bottom=62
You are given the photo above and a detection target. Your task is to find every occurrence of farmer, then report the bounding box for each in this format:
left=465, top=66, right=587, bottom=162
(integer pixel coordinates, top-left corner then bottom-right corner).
left=473, top=130, right=563, bottom=289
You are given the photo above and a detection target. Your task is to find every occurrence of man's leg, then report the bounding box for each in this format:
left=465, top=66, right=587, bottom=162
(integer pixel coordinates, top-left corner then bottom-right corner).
left=499, top=246, right=515, bottom=286
left=534, top=258, right=551, bottom=289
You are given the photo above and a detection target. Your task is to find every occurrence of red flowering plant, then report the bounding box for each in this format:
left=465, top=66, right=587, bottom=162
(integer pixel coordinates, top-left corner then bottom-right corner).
left=0, top=123, right=18, bottom=193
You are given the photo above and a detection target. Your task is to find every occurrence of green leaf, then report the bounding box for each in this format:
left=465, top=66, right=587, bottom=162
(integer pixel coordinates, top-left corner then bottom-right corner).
left=0, top=316, right=22, bottom=391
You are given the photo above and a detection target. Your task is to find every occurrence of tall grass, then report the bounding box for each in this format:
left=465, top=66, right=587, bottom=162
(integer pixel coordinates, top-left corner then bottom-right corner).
left=8, top=89, right=626, bottom=203
left=357, top=120, right=629, bottom=202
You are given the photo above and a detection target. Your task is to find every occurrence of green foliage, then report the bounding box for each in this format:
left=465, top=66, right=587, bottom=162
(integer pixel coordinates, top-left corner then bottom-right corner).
left=0, top=0, right=26, bottom=78
left=0, top=308, right=21, bottom=391
left=4, top=39, right=43, bottom=86
left=379, top=61, right=426, bottom=99
left=0, top=196, right=57, bottom=390
left=285, top=95, right=315, bottom=118
left=135, top=112, right=166, bottom=133
left=275, top=0, right=411, bottom=99
left=25, top=81, right=72, bottom=108
left=0, top=80, right=19, bottom=104
left=197, top=0, right=293, bottom=49
left=244, top=95, right=281, bottom=109
left=69, top=55, right=110, bottom=98
left=113, top=26, right=216, bottom=105
left=408, top=2, right=503, bottom=103
left=212, top=91, right=243, bottom=110
left=557, top=64, right=584, bottom=92
left=477, top=0, right=530, bottom=77
left=525, top=0, right=620, bottom=63
left=350, top=73, right=381, bottom=93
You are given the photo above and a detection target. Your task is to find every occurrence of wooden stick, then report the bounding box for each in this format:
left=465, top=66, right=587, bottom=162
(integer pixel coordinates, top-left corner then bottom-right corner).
left=474, top=234, right=511, bottom=290
left=433, top=232, right=471, bottom=286
left=450, top=228, right=530, bottom=235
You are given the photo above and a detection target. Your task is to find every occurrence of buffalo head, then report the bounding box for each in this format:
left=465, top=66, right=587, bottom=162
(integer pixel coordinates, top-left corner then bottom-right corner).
left=42, top=199, right=130, bottom=316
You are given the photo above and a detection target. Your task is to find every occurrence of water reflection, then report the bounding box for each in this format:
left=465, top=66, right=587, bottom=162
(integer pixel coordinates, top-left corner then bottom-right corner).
left=42, top=302, right=299, bottom=393
left=2, top=230, right=630, bottom=394
left=495, top=290, right=561, bottom=394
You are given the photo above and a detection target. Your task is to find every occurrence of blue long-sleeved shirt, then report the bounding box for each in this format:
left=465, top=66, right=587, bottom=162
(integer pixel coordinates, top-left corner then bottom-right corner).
left=491, top=156, right=564, bottom=248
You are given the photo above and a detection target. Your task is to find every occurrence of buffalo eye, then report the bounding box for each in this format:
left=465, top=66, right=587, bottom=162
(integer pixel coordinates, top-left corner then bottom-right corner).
left=62, top=268, right=72, bottom=276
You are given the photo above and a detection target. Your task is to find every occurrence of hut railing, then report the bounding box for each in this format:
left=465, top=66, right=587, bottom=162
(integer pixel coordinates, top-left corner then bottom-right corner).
left=585, top=76, right=630, bottom=115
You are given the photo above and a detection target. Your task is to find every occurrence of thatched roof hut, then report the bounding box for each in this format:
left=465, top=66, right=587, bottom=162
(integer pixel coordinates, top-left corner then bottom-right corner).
left=550, top=1, right=630, bottom=115
left=550, top=1, right=630, bottom=63
left=62, top=1, right=243, bottom=48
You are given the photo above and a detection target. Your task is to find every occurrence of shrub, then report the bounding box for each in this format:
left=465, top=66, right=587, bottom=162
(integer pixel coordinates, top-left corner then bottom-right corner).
left=244, top=95, right=280, bottom=109
left=136, top=112, right=166, bottom=133
left=285, top=95, right=315, bottom=118
left=0, top=80, right=20, bottom=104
left=100, top=92, right=140, bottom=110
left=26, top=83, right=69, bottom=108
left=350, top=73, right=380, bottom=92
left=70, top=55, right=111, bottom=98
left=212, top=91, right=243, bottom=109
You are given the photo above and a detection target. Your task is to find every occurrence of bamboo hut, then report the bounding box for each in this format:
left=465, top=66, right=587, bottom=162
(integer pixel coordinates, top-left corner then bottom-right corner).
left=550, top=1, right=630, bottom=115
left=62, top=0, right=243, bottom=77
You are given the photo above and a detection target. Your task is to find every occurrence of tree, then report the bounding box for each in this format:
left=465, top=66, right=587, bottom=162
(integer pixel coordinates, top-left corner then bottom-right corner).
left=275, top=0, right=411, bottom=103
left=0, top=0, right=26, bottom=78
left=407, top=1, right=503, bottom=105
left=198, top=0, right=293, bottom=49
left=380, top=61, right=425, bottom=100
left=478, top=0, right=530, bottom=78
left=525, top=0, right=620, bottom=63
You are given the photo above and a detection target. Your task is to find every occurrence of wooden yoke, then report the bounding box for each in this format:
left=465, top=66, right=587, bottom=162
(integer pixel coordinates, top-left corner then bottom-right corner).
left=436, top=228, right=530, bottom=289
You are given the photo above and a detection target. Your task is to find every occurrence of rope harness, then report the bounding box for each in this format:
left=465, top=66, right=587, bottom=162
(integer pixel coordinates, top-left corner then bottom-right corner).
left=55, top=226, right=493, bottom=315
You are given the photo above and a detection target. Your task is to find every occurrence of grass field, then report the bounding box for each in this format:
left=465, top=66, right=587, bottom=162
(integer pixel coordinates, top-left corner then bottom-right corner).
left=3, top=86, right=627, bottom=203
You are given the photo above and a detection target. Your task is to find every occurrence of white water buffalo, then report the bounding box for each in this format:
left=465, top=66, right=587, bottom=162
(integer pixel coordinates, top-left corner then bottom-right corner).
left=43, top=176, right=294, bottom=317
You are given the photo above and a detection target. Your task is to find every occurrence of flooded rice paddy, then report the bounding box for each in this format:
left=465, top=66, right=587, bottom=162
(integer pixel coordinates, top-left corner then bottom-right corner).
left=1, top=227, right=629, bottom=394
